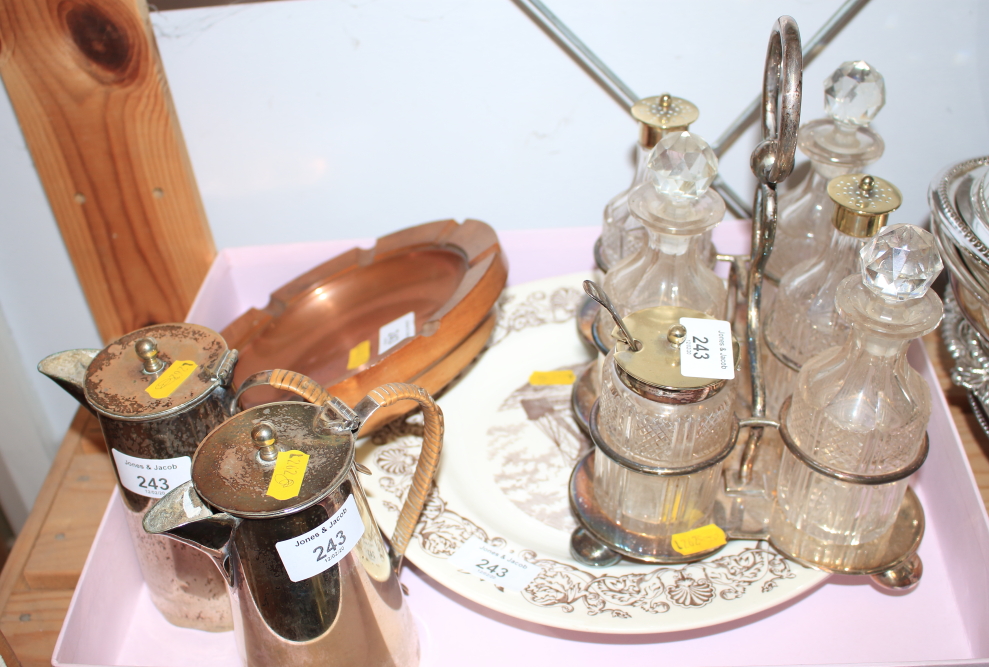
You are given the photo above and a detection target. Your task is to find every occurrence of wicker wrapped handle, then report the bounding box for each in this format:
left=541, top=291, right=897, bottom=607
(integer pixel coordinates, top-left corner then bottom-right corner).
left=231, top=369, right=332, bottom=413
left=234, top=370, right=444, bottom=564
left=353, top=383, right=444, bottom=559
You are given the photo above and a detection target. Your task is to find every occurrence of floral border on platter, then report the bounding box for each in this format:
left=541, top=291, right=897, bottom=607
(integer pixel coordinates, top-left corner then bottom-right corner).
left=370, top=282, right=797, bottom=620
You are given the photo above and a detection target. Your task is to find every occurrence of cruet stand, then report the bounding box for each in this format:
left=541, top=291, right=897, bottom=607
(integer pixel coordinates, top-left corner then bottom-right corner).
left=568, top=15, right=928, bottom=592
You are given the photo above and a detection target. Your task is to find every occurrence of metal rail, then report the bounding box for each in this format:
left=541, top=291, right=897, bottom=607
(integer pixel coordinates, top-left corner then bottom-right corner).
left=513, top=0, right=871, bottom=219
left=512, top=0, right=637, bottom=111
left=711, top=0, right=872, bottom=158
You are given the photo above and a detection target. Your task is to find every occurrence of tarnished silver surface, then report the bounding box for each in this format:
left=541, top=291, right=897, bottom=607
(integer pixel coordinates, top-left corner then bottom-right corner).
left=576, top=294, right=602, bottom=353
left=768, top=486, right=925, bottom=579
left=83, top=324, right=234, bottom=421
left=569, top=526, right=622, bottom=568
left=777, top=397, right=929, bottom=485
left=582, top=280, right=640, bottom=350
left=145, top=479, right=417, bottom=667
left=192, top=402, right=355, bottom=518
left=569, top=450, right=729, bottom=564
left=38, top=326, right=238, bottom=632
left=570, top=361, right=597, bottom=434
left=738, top=16, right=802, bottom=485
left=941, top=290, right=989, bottom=436
left=37, top=349, right=99, bottom=412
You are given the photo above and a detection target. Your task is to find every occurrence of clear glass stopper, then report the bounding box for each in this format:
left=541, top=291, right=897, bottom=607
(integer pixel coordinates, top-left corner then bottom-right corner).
left=860, top=224, right=943, bottom=300
left=647, top=130, right=718, bottom=200
left=824, top=60, right=885, bottom=128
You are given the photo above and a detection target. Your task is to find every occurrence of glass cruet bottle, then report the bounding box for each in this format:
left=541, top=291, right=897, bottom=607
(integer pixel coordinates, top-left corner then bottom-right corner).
left=767, top=61, right=886, bottom=283
left=570, top=290, right=740, bottom=565
left=770, top=224, right=943, bottom=571
left=593, top=130, right=727, bottom=351
left=597, top=94, right=700, bottom=272
left=763, top=173, right=902, bottom=422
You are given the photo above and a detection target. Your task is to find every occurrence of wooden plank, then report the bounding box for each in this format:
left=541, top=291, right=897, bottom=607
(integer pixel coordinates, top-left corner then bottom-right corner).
left=925, top=333, right=989, bottom=515
left=22, top=454, right=114, bottom=590
left=0, top=0, right=215, bottom=342
left=0, top=590, right=73, bottom=667
left=0, top=626, right=23, bottom=667
left=0, top=410, right=91, bottom=613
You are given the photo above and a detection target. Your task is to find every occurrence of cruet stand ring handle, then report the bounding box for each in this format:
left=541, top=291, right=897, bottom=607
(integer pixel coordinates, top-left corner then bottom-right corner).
left=751, top=15, right=802, bottom=185
left=233, top=369, right=444, bottom=567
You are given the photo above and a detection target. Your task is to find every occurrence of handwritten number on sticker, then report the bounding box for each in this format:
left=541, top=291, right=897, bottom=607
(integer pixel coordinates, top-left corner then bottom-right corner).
left=671, top=524, right=727, bottom=556
left=266, top=450, right=310, bottom=500
left=145, top=360, right=198, bottom=399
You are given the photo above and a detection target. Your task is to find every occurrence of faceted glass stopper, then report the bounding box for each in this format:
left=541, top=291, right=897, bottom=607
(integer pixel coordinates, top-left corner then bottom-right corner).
left=647, top=131, right=718, bottom=200
left=860, top=224, right=943, bottom=300
left=824, top=60, right=885, bottom=127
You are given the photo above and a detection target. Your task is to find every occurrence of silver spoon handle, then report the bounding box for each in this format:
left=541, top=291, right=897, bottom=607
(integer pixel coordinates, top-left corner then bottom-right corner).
left=583, top=280, right=641, bottom=351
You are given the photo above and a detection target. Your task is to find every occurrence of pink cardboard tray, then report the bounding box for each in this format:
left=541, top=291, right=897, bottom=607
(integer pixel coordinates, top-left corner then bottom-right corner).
left=52, top=223, right=989, bottom=667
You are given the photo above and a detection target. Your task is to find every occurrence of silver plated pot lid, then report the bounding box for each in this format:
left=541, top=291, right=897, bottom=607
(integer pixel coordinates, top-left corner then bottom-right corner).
left=191, top=401, right=354, bottom=518
left=84, top=323, right=234, bottom=421
left=613, top=306, right=740, bottom=404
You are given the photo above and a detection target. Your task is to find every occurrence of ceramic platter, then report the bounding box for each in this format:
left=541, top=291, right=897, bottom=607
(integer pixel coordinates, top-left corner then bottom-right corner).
left=360, top=272, right=829, bottom=634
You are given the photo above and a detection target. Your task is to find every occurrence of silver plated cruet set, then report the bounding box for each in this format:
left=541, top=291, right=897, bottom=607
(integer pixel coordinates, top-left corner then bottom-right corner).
left=567, top=15, right=940, bottom=595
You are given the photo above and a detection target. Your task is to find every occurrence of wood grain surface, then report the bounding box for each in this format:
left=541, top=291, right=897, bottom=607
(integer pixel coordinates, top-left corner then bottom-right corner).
left=0, top=0, right=215, bottom=343
left=0, top=626, right=23, bottom=667
left=0, top=412, right=112, bottom=667
left=0, top=337, right=986, bottom=666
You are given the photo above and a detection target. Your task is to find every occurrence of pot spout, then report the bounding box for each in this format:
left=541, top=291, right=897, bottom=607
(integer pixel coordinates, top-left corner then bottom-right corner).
left=37, top=349, right=100, bottom=414
left=144, top=481, right=239, bottom=584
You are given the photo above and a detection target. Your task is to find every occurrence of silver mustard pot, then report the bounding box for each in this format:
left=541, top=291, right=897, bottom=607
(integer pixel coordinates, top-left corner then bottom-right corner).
left=38, top=323, right=238, bottom=631
left=144, top=370, right=443, bottom=667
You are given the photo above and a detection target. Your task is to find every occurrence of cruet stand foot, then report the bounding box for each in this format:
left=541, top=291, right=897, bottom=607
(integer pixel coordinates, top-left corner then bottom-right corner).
left=767, top=486, right=925, bottom=590
left=570, top=527, right=622, bottom=567
left=569, top=450, right=729, bottom=565
left=870, top=552, right=923, bottom=592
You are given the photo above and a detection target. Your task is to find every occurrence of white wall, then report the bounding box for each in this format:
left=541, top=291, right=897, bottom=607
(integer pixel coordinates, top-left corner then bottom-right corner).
left=1, top=0, right=987, bottom=523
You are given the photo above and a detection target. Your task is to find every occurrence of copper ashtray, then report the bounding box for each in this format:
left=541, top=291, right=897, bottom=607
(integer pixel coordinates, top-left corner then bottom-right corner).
left=224, top=219, right=507, bottom=429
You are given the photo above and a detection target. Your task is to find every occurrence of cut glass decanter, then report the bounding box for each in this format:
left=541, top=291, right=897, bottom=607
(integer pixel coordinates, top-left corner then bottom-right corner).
left=767, top=61, right=886, bottom=284
left=763, top=173, right=902, bottom=423
left=595, top=129, right=727, bottom=351
left=770, top=224, right=943, bottom=570
left=597, top=94, right=703, bottom=272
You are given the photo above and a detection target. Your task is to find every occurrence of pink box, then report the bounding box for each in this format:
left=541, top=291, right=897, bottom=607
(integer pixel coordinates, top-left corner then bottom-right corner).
left=52, top=223, right=989, bottom=666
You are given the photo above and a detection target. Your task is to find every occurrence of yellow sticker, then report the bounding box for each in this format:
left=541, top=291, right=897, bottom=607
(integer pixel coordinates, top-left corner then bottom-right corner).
left=347, top=340, right=371, bottom=370
left=671, top=524, right=727, bottom=556
left=528, top=370, right=576, bottom=386
left=266, top=450, right=310, bottom=501
left=145, top=361, right=198, bottom=399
